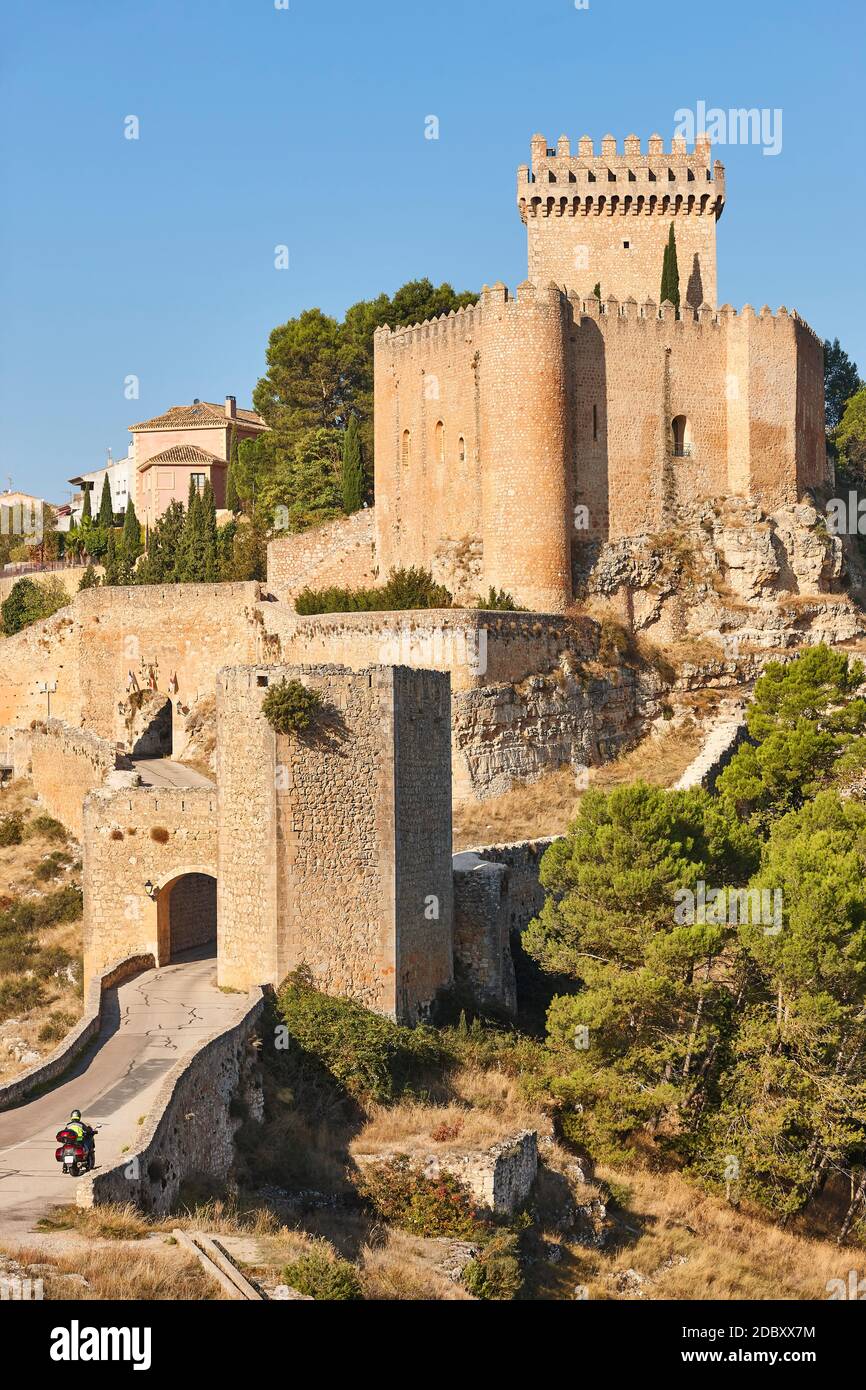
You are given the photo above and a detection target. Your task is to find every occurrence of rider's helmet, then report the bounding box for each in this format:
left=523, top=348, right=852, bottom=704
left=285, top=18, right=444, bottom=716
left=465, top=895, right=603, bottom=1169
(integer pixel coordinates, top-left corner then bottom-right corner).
left=69, top=1109, right=81, bottom=1121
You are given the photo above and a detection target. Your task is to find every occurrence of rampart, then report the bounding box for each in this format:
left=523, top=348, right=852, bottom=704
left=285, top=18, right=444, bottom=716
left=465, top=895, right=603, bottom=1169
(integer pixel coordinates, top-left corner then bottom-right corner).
left=78, top=987, right=265, bottom=1215
left=15, top=719, right=129, bottom=840
left=267, top=508, right=376, bottom=600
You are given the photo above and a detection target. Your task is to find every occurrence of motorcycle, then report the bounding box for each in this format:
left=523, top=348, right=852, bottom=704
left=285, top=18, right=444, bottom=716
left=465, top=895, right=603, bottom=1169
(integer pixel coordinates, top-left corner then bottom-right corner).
left=55, top=1127, right=95, bottom=1177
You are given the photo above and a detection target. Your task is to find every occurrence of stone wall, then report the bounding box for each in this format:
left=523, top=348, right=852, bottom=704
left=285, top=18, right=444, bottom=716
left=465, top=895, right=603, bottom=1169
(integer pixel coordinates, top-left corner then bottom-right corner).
left=25, top=719, right=128, bottom=839
left=82, top=785, right=218, bottom=982
left=216, top=664, right=453, bottom=1020
left=452, top=837, right=556, bottom=1013
left=78, top=988, right=264, bottom=1215
left=168, top=873, right=217, bottom=953
left=0, top=582, right=266, bottom=753
left=267, top=509, right=376, bottom=600
left=0, top=566, right=97, bottom=606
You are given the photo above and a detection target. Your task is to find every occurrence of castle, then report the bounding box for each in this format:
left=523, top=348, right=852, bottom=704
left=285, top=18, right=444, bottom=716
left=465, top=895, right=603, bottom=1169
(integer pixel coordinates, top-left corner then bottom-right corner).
left=373, top=132, right=828, bottom=611
left=0, top=129, right=840, bottom=1031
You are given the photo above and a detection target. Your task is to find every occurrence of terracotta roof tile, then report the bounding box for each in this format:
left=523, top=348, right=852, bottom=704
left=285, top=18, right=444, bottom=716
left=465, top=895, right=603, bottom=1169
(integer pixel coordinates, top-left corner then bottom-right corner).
left=130, top=401, right=267, bottom=431
left=142, top=443, right=225, bottom=467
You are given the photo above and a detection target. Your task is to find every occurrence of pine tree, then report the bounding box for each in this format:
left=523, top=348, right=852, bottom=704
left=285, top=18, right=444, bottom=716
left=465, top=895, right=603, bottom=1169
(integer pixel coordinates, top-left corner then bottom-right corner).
left=98, top=475, right=114, bottom=528
left=660, top=223, right=680, bottom=311
left=341, top=416, right=365, bottom=513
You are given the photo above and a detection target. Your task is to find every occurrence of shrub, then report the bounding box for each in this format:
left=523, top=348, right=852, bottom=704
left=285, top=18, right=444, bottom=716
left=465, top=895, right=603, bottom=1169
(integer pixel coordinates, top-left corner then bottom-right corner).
left=356, top=1155, right=487, bottom=1240
left=38, top=1010, right=77, bottom=1044
left=0, top=813, right=25, bottom=847
left=281, top=1247, right=362, bottom=1301
left=462, top=1231, right=523, bottom=1300
left=29, top=814, right=68, bottom=843
left=261, top=679, right=323, bottom=736
left=276, top=968, right=444, bottom=1104
left=1, top=576, right=68, bottom=635
left=295, top=566, right=452, bottom=615
left=32, top=944, right=74, bottom=980
left=0, top=884, right=83, bottom=933
left=33, top=851, right=72, bottom=883
left=0, top=935, right=37, bottom=974
left=0, top=975, right=46, bottom=1017
left=476, top=587, right=527, bottom=612
left=78, top=564, right=100, bottom=591
left=149, top=827, right=169, bottom=844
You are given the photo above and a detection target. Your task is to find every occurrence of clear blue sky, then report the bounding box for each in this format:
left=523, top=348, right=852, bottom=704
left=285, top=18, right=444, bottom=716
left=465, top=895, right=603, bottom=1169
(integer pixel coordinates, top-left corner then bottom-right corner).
left=2, top=0, right=863, bottom=502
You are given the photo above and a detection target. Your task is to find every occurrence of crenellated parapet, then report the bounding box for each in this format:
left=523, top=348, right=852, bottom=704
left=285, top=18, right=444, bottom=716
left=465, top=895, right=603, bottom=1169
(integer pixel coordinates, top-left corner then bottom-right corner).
left=518, top=131, right=725, bottom=223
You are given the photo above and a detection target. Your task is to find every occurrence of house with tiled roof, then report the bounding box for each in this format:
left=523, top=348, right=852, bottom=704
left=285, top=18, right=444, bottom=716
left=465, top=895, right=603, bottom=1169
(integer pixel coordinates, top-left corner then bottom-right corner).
left=130, top=395, right=268, bottom=527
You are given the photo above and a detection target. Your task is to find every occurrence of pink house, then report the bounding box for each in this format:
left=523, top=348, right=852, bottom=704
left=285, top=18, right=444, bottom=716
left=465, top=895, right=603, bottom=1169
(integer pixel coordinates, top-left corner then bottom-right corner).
left=130, top=396, right=268, bottom=528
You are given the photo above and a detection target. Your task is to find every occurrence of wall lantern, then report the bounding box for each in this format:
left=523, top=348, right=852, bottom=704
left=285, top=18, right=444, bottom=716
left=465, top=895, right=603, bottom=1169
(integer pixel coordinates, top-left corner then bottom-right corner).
left=144, top=879, right=157, bottom=900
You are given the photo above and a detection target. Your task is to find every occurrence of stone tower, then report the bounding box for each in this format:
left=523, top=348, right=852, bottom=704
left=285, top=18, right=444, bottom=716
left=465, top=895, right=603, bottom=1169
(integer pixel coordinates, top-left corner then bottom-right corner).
left=517, top=132, right=725, bottom=308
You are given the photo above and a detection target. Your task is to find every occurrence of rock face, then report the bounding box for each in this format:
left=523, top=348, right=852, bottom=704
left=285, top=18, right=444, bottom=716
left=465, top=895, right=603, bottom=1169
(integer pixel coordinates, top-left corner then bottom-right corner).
left=585, top=498, right=863, bottom=651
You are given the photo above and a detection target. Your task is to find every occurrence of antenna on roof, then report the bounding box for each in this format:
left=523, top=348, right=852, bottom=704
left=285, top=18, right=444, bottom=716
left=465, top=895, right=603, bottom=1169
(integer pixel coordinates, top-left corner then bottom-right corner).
left=193, top=397, right=201, bottom=404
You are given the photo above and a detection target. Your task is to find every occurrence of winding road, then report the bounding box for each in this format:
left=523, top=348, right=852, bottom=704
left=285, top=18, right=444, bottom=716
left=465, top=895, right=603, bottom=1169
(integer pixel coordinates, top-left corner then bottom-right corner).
left=0, top=949, right=247, bottom=1236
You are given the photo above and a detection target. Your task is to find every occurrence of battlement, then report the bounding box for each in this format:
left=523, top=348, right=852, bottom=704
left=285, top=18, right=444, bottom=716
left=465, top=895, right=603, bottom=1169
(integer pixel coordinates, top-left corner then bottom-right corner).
left=518, top=131, right=725, bottom=223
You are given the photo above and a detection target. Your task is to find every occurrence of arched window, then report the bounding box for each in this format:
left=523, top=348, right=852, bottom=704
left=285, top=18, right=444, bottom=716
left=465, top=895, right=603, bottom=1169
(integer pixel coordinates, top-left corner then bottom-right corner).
left=671, top=415, right=692, bottom=457
left=458, top=435, right=466, bottom=464
left=401, top=429, right=411, bottom=467
left=434, top=420, right=445, bottom=463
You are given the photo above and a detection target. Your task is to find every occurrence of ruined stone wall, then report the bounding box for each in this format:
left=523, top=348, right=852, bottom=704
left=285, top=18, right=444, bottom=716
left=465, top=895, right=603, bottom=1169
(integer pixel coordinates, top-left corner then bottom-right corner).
left=27, top=720, right=127, bottom=839
left=216, top=664, right=453, bottom=1021
left=0, top=605, right=81, bottom=729
left=266, top=509, right=377, bottom=600
left=79, top=988, right=264, bottom=1216
left=82, top=785, right=218, bottom=982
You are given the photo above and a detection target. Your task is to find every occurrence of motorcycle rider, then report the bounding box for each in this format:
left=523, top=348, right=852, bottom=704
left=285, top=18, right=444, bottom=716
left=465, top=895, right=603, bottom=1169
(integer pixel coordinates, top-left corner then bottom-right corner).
left=63, top=1109, right=95, bottom=1166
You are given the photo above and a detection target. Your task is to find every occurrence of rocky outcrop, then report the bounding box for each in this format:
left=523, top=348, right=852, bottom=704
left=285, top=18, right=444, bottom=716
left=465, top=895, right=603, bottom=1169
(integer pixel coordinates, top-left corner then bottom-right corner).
left=585, top=498, right=863, bottom=651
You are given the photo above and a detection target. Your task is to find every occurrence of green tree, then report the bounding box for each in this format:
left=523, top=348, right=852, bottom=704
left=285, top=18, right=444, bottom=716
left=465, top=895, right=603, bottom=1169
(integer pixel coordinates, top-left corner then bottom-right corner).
left=120, top=500, right=143, bottom=573
left=1, top=576, right=69, bottom=635
left=201, top=478, right=219, bottom=581
left=341, top=416, right=365, bottom=514
left=824, top=337, right=863, bottom=433
left=660, top=223, right=680, bottom=311
left=524, top=783, right=759, bottom=1155
left=717, top=645, right=866, bottom=827
left=225, top=428, right=241, bottom=513
left=136, top=501, right=185, bottom=585
left=103, top=529, right=121, bottom=586
left=78, top=563, right=100, bottom=591
left=80, top=485, right=92, bottom=523
left=97, top=475, right=114, bottom=528
left=835, top=387, right=866, bottom=477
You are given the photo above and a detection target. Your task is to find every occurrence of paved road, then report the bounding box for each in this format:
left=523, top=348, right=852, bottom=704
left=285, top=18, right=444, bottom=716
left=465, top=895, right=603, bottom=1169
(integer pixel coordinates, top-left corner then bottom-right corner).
left=0, top=949, right=247, bottom=1237
left=131, top=758, right=215, bottom=790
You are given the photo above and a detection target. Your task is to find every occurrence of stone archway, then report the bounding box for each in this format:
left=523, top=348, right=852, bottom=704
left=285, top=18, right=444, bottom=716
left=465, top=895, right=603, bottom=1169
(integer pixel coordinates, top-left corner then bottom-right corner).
left=155, top=866, right=217, bottom=965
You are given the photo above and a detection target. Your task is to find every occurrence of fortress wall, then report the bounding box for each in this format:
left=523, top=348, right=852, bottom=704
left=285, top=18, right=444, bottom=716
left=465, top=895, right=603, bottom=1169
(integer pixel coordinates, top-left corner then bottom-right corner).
left=216, top=664, right=453, bottom=1021
left=257, top=606, right=599, bottom=694
left=267, top=509, right=377, bottom=600
left=0, top=566, right=97, bottom=606
left=479, top=284, right=573, bottom=611
left=0, top=605, right=82, bottom=729
left=82, top=786, right=218, bottom=982
left=579, top=299, right=730, bottom=538
left=374, top=305, right=485, bottom=588
left=28, top=720, right=127, bottom=840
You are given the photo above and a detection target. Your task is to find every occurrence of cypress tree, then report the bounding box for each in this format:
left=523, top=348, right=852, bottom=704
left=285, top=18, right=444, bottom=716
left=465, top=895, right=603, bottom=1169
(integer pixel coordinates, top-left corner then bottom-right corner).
left=120, top=499, right=143, bottom=572
left=592, top=282, right=601, bottom=301
left=226, top=430, right=240, bottom=513
left=81, top=485, right=92, bottom=523
left=98, top=474, right=114, bottom=528
left=341, top=416, right=364, bottom=513
left=104, top=529, right=120, bottom=586
left=201, top=478, right=219, bottom=581
left=660, top=223, right=680, bottom=311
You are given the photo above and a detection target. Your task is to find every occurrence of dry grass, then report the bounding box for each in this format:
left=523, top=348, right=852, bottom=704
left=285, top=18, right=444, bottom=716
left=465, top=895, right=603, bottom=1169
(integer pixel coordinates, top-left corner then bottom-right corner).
left=3, top=1239, right=228, bottom=1300
left=527, top=1160, right=865, bottom=1302
left=358, top=1229, right=474, bottom=1300
left=453, top=718, right=704, bottom=849
left=352, top=1065, right=550, bottom=1158
left=0, top=779, right=84, bottom=1082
